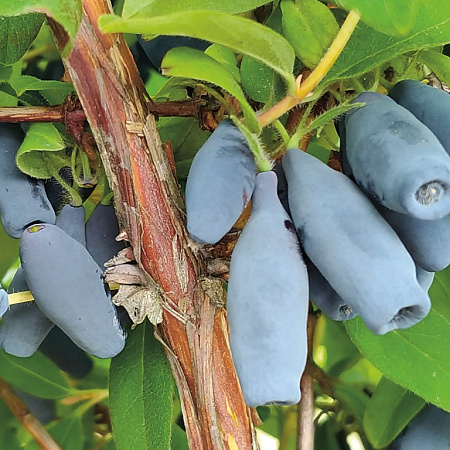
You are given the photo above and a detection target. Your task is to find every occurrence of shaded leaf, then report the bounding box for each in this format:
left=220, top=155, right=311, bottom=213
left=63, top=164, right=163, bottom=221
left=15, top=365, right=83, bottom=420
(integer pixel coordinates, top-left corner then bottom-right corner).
left=162, top=47, right=260, bottom=132
left=9, top=75, right=73, bottom=97
left=205, top=44, right=240, bottom=83
left=109, top=322, right=174, bottom=450
left=334, top=382, right=369, bottom=428
left=99, top=11, right=296, bottom=94
left=345, top=266, right=450, bottom=412
left=364, top=377, right=426, bottom=449
left=0, top=351, right=75, bottom=399
left=0, top=14, right=44, bottom=66
left=281, top=0, right=339, bottom=67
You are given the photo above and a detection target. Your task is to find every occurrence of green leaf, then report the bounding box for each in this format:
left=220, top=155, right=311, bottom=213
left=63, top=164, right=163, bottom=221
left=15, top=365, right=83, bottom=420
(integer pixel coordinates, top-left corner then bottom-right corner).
left=122, top=0, right=272, bottom=19
left=417, top=50, right=450, bottom=87
left=162, top=47, right=260, bottom=133
left=240, top=56, right=285, bottom=105
left=0, top=14, right=44, bottom=66
left=345, top=266, right=450, bottom=412
left=0, top=2, right=82, bottom=56
left=16, top=122, right=68, bottom=179
left=332, top=0, right=419, bottom=36
left=0, top=226, right=19, bottom=281
left=99, top=11, right=296, bottom=94
left=9, top=75, right=73, bottom=97
left=325, top=4, right=450, bottom=84
left=281, top=0, right=339, bottom=68
left=0, top=351, right=75, bottom=399
left=47, top=414, right=84, bottom=450
left=109, top=322, right=174, bottom=450
left=364, top=377, right=426, bottom=449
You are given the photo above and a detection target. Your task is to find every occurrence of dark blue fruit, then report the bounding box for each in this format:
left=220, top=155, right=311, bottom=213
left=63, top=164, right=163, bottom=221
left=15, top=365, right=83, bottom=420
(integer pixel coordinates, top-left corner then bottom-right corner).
left=374, top=203, right=450, bottom=272
left=283, top=148, right=431, bottom=335
left=56, top=204, right=86, bottom=246
left=185, top=119, right=256, bottom=244
left=85, top=203, right=123, bottom=268
left=389, top=79, right=450, bottom=156
left=20, top=223, right=126, bottom=358
left=0, top=267, right=54, bottom=357
left=0, top=123, right=55, bottom=237
left=306, top=259, right=357, bottom=321
left=227, top=170, right=308, bottom=407
left=344, top=92, right=450, bottom=220
left=39, top=326, right=93, bottom=379
left=390, top=404, right=450, bottom=449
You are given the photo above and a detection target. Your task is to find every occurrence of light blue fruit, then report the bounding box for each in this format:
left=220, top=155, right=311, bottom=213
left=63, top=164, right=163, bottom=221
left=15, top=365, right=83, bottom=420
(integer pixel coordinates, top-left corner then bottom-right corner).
left=283, top=148, right=431, bottom=335
left=344, top=92, right=450, bottom=220
left=227, top=170, right=309, bottom=407
left=185, top=119, right=256, bottom=244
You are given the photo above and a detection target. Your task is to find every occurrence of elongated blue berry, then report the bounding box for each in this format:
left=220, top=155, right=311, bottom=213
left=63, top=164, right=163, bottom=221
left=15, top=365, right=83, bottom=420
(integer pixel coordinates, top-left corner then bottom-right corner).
left=344, top=92, right=450, bottom=220
left=20, top=224, right=126, bottom=358
left=227, top=171, right=308, bottom=407
left=283, top=148, right=431, bottom=335
left=185, top=119, right=256, bottom=244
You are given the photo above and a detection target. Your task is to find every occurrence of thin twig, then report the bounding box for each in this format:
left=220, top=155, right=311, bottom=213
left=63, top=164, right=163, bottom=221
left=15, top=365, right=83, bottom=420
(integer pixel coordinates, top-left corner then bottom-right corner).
left=0, top=378, right=61, bottom=450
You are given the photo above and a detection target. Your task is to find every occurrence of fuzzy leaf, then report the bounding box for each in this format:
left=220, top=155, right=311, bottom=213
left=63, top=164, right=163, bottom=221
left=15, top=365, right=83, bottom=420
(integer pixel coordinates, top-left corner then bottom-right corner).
left=122, top=0, right=272, bottom=19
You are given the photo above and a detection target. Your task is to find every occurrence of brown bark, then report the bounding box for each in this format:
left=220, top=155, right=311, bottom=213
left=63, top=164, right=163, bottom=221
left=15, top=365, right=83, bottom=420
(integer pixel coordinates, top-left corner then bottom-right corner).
left=49, top=1, right=257, bottom=448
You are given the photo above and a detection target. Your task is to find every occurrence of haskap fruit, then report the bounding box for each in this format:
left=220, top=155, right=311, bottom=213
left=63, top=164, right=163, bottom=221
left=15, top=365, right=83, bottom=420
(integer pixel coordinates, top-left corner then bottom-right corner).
left=283, top=148, right=431, bottom=335
left=20, top=223, right=126, bottom=358
left=0, top=123, right=55, bottom=238
left=344, top=92, right=450, bottom=220
left=227, top=170, right=309, bottom=407
left=185, top=119, right=256, bottom=244
left=389, top=79, right=450, bottom=156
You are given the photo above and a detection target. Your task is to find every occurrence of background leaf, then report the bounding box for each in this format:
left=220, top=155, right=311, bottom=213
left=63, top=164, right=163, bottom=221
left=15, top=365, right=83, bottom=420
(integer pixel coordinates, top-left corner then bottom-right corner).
left=345, top=266, right=450, bottom=412
left=0, top=15, right=44, bottom=66
left=122, top=0, right=273, bottom=19
left=99, top=11, right=296, bottom=94
left=324, top=4, right=450, bottom=85
left=417, top=50, right=450, bottom=87
left=162, top=47, right=260, bottom=132
left=109, top=322, right=174, bottom=450
left=363, top=377, right=426, bottom=449
left=0, top=351, right=75, bottom=399
left=331, top=0, right=419, bottom=36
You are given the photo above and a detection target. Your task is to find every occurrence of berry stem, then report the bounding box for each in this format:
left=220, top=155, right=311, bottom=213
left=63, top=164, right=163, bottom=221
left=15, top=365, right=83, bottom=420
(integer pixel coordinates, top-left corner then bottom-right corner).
left=257, top=10, right=361, bottom=128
